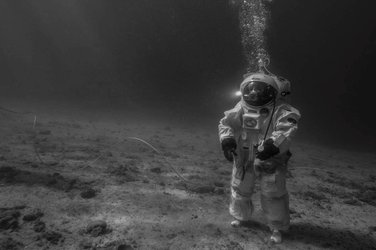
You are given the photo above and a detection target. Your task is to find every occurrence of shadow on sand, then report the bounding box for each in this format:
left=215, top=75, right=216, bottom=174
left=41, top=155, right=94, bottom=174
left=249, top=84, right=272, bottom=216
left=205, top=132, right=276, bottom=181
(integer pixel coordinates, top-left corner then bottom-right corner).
left=285, top=222, right=376, bottom=250
left=239, top=220, right=376, bottom=249
left=0, top=166, right=90, bottom=192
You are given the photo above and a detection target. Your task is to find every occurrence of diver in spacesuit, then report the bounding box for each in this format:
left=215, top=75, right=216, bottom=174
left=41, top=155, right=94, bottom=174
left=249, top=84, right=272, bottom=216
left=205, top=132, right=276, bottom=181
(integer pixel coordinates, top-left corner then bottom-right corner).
left=218, top=72, right=300, bottom=243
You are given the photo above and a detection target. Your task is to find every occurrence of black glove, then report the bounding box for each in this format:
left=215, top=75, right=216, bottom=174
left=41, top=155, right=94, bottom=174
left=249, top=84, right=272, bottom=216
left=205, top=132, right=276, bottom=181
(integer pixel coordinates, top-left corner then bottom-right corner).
left=221, top=137, right=237, bottom=162
left=256, top=138, right=280, bottom=161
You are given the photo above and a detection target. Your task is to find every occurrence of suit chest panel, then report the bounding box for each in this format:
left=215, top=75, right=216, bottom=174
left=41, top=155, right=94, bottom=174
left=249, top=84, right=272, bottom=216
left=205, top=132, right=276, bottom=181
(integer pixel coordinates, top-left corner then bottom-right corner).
left=240, top=108, right=273, bottom=144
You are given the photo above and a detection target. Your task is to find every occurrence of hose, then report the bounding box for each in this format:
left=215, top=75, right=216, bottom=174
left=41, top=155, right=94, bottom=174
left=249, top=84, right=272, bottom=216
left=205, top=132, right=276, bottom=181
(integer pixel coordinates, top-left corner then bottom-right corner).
left=125, top=137, right=196, bottom=185
left=262, top=98, right=276, bottom=142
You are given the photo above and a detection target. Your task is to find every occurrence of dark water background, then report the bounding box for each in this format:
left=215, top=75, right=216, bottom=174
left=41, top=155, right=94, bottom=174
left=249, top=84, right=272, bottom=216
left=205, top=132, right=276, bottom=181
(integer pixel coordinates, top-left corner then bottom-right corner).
left=0, top=0, right=375, bottom=151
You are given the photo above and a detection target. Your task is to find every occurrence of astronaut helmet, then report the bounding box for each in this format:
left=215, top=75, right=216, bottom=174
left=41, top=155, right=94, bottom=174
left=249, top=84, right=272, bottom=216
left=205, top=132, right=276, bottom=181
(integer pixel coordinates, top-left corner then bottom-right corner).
left=240, top=73, right=279, bottom=108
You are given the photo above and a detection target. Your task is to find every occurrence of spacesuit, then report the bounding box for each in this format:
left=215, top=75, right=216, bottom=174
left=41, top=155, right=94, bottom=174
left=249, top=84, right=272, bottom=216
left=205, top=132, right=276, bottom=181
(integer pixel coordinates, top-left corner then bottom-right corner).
left=218, top=73, right=300, bottom=243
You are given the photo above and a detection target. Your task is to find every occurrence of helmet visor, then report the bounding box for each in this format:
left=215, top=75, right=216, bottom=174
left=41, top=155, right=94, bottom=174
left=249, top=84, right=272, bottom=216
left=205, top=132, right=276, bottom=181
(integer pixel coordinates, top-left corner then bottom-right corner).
left=242, top=81, right=277, bottom=107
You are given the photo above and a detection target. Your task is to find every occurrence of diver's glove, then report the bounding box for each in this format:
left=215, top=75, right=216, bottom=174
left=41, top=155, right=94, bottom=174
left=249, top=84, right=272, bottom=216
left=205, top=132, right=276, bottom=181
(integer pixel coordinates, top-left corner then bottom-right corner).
left=221, top=137, right=237, bottom=162
left=256, top=138, right=280, bottom=161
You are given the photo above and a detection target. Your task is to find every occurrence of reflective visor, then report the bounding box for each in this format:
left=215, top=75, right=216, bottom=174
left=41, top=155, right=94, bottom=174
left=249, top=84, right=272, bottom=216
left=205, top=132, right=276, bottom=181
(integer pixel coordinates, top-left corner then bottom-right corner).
left=242, top=81, right=277, bottom=107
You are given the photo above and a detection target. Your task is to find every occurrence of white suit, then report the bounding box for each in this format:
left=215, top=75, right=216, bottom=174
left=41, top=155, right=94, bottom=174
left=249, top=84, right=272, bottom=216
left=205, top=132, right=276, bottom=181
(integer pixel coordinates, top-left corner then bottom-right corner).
left=218, top=74, right=300, bottom=231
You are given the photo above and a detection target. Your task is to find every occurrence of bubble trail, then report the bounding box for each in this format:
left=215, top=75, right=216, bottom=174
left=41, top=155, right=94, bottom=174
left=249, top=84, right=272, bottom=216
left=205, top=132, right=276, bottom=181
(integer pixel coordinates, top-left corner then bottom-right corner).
left=238, top=0, right=273, bottom=72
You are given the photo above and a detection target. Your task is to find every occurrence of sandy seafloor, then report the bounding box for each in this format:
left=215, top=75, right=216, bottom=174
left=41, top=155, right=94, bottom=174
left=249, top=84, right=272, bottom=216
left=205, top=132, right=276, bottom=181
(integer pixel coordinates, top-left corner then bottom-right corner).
left=0, top=100, right=375, bottom=250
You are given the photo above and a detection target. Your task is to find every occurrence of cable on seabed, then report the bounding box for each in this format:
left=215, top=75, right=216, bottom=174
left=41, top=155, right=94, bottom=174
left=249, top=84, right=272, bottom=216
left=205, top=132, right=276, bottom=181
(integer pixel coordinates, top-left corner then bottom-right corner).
left=125, top=137, right=198, bottom=186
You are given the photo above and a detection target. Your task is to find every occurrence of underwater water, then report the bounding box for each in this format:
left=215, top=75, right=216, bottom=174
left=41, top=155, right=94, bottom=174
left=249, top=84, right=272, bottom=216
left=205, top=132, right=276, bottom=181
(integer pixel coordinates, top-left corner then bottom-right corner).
left=0, top=1, right=376, bottom=249
left=0, top=0, right=375, bottom=150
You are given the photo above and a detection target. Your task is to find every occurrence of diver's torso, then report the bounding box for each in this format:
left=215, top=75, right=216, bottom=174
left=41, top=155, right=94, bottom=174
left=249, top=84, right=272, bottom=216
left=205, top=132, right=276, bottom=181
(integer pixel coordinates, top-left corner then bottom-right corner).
left=240, top=105, right=274, bottom=146
left=236, top=104, right=275, bottom=166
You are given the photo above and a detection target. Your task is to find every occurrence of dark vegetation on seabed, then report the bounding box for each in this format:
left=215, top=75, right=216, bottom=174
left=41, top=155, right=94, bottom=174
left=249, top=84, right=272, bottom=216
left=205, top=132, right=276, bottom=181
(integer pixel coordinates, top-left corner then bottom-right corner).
left=0, top=0, right=375, bottom=150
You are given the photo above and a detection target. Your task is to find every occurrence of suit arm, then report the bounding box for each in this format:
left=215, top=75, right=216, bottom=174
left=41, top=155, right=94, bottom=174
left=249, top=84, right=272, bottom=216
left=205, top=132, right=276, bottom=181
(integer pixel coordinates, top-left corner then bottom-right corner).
left=270, top=106, right=301, bottom=153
